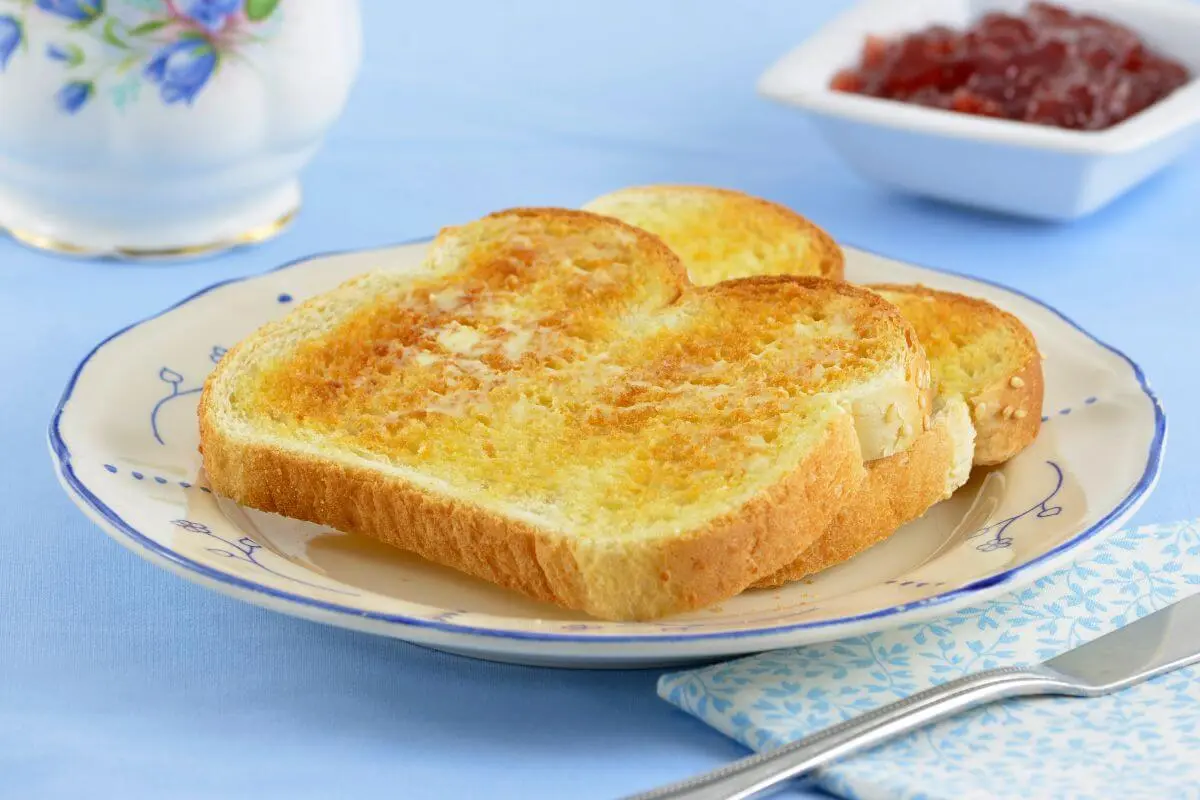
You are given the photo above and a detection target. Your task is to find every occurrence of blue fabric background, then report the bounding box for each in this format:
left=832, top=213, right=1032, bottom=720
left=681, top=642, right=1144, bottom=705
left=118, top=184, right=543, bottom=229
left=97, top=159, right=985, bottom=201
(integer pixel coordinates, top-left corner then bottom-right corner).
left=4, top=2, right=1199, bottom=797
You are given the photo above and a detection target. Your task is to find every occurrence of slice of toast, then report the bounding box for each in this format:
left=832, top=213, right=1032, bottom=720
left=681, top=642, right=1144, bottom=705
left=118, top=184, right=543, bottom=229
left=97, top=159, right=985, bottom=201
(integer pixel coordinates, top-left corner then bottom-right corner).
left=870, top=284, right=1042, bottom=466
left=584, top=185, right=1041, bottom=586
left=750, top=287, right=1043, bottom=586
left=583, top=185, right=844, bottom=282
left=199, top=208, right=929, bottom=620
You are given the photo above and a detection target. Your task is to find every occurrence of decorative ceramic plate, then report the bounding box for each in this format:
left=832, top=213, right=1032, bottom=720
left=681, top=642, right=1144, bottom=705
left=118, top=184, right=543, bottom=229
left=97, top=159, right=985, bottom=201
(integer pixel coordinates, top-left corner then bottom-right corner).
left=49, top=242, right=1166, bottom=668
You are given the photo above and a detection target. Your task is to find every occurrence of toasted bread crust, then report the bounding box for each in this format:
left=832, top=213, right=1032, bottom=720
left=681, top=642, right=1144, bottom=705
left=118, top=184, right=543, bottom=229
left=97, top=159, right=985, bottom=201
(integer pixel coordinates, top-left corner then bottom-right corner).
left=752, top=403, right=967, bottom=589
left=465, top=206, right=692, bottom=287
left=869, top=283, right=1042, bottom=465
left=583, top=184, right=844, bottom=281
left=199, top=394, right=863, bottom=620
left=969, top=355, right=1044, bottom=465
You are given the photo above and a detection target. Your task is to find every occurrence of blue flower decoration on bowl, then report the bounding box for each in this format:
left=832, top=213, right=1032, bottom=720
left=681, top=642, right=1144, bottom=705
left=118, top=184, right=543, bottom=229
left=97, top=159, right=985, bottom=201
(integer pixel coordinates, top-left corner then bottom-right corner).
left=0, top=16, right=21, bottom=71
left=183, top=0, right=240, bottom=32
left=36, top=0, right=105, bottom=23
left=145, top=37, right=217, bottom=105
left=56, top=80, right=93, bottom=113
left=0, top=0, right=283, bottom=113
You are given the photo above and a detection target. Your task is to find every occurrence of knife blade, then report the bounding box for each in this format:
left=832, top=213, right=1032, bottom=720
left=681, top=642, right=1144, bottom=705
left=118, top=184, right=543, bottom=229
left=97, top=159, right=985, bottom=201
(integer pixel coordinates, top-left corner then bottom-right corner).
left=627, top=593, right=1200, bottom=800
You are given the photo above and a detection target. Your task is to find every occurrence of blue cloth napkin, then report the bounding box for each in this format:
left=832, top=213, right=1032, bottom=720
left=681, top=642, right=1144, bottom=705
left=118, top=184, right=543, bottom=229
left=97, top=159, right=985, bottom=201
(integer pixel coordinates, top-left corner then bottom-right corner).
left=659, top=520, right=1200, bottom=799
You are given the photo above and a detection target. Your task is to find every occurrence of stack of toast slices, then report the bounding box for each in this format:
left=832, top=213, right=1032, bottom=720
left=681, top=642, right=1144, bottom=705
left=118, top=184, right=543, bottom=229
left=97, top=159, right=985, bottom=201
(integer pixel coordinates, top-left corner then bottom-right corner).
left=200, top=186, right=1043, bottom=621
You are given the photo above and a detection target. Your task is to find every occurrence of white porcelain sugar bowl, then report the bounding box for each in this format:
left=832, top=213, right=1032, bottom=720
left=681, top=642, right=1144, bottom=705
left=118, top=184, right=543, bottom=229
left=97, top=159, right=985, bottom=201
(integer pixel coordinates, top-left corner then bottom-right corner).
left=0, top=0, right=361, bottom=257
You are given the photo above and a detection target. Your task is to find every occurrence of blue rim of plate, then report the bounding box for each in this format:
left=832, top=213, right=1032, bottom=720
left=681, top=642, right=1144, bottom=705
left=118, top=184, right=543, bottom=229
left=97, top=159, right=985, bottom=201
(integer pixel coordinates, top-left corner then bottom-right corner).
left=47, top=238, right=1168, bottom=644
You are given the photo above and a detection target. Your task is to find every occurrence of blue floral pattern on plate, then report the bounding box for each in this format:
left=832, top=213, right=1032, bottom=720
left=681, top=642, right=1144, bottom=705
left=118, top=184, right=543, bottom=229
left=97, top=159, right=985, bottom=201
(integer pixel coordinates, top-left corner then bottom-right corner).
left=969, top=461, right=1064, bottom=553
left=170, top=518, right=357, bottom=596
left=0, top=14, right=21, bottom=68
left=0, top=0, right=283, bottom=112
left=150, top=344, right=225, bottom=445
left=659, top=520, right=1200, bottom=799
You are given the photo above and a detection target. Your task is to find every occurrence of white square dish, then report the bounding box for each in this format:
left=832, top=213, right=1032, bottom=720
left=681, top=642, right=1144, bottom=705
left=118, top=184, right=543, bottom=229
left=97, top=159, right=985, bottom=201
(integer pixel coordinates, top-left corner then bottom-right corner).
left=757, top=0, right=1200, bottom=221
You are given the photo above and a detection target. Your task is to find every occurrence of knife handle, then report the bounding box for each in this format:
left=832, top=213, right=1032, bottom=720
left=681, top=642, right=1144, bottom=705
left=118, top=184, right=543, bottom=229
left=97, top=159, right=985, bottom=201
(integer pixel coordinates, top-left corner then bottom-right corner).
left=627, top=666, right=1079, bottom=800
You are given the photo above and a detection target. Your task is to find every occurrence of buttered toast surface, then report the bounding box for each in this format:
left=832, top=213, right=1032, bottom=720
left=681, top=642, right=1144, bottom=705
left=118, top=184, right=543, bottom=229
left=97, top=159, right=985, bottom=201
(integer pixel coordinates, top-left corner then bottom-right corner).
left=199, top=209, right=929, bottom=620
left=583, top=185, right=1041, bottom=468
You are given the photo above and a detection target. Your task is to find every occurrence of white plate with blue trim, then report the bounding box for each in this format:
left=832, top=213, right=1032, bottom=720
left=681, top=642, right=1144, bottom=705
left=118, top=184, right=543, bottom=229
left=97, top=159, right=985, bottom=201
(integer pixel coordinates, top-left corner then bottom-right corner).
left=48, top=242, right=1166, bottom=668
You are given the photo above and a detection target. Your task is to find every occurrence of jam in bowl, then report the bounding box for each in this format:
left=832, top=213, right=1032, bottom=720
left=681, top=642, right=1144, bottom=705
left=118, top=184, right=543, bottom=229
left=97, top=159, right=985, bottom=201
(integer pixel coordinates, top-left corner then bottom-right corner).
left=830, top=2, right=1191, bottom=131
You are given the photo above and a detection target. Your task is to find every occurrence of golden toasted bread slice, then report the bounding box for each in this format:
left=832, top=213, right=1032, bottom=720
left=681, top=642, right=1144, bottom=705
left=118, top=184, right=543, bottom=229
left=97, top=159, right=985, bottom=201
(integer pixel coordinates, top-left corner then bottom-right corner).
left=199, top=209, right=928, bottom=620
left=584, top=184, right=1042, bottom=586
left=583, top=184, right=844, bottom=282
left=747, top=283, right=1042, bottom=587
left=871, top=284, right=1043, bottom=466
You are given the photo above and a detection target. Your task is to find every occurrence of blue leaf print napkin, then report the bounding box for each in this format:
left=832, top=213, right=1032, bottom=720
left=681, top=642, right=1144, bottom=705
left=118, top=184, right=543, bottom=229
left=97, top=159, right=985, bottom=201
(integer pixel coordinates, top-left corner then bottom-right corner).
left=659, top=520, right=1200, bottom=800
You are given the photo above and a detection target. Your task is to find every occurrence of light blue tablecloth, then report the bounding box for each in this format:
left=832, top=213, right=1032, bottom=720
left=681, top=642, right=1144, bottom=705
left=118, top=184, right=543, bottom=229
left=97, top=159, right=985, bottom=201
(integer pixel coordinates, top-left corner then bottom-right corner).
left=4, top=2, right=1199, bottom=798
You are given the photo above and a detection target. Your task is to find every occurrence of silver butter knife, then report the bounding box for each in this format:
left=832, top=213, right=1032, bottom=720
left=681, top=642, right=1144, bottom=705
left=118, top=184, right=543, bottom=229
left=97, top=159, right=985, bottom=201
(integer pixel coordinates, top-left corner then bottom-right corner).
left=628, top=593, right=1200, bottom=800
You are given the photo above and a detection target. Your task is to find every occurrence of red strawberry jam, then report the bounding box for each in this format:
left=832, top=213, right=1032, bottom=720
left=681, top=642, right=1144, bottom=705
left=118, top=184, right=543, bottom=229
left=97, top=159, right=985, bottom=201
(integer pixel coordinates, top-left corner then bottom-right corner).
left=830, top=2, right=1190, bottom=130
